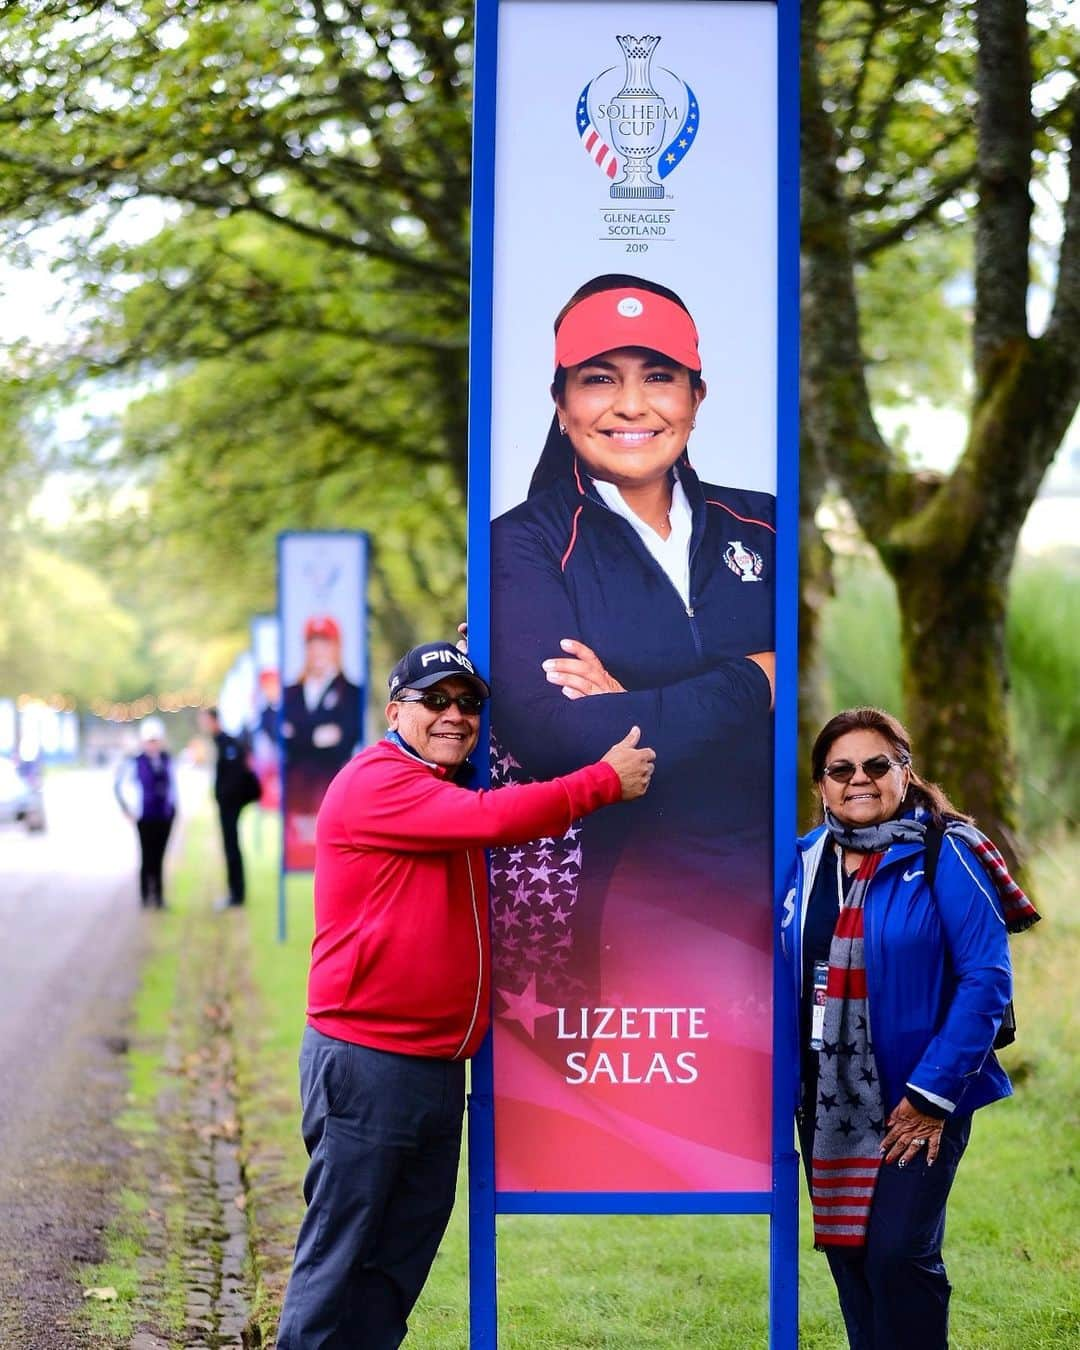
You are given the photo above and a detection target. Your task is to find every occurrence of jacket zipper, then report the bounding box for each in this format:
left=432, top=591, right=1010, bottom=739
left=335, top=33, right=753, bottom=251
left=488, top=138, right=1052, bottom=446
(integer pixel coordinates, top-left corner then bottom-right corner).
left=452, top=852, right=485, bottom=1060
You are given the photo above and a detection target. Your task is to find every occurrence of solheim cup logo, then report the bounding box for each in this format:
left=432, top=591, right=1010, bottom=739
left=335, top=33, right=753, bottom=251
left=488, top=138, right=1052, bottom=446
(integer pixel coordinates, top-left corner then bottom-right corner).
left=577, top=35, right=699, bottom=199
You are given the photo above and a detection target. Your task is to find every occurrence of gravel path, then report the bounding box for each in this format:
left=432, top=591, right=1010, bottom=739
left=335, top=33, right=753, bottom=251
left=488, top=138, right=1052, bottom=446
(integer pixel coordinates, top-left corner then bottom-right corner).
left=0, top=768, right=147, bottom=1348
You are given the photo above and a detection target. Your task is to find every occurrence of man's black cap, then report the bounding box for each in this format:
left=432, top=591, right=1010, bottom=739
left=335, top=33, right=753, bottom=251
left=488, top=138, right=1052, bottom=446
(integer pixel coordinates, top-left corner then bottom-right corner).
left=388, top=642, right=491, bottom=699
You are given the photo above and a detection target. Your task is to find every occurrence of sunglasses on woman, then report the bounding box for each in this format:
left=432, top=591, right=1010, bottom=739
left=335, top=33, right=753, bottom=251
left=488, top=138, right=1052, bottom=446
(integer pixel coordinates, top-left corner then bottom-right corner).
left=396, top=690, right=486, bottom=715
left=821, top=754, right=908, bottom=784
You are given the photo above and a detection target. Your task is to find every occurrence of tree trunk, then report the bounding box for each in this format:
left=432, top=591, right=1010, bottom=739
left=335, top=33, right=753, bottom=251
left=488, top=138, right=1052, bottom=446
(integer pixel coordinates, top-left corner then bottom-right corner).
left=890, top=549, right=1020, bottom=868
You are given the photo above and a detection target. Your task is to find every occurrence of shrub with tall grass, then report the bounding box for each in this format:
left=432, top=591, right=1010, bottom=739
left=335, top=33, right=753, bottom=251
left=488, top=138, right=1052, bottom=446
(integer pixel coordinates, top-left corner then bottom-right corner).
left=818, top=551, right=1080, bottom=838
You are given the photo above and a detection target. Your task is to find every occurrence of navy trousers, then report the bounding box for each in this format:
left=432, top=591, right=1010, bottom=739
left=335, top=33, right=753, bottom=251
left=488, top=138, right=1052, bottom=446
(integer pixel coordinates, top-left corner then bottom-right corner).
left=800, top=1112, right=972, bottom=1350
left=217, top=800, right=245, bottom=903
left=277, top=1027, right=466, bottom=1350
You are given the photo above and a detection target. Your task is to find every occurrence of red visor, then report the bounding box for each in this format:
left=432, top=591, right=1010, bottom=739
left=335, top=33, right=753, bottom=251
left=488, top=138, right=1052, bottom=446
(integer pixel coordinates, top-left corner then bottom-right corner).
left=554, top=288, right=701, bottom=373
left=304, top=615, right=341, bottom=642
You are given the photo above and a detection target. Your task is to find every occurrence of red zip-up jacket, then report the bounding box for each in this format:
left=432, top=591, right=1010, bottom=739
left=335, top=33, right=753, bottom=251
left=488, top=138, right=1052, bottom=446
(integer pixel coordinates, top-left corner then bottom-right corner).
left=306, top=735, right=622, bottom=1059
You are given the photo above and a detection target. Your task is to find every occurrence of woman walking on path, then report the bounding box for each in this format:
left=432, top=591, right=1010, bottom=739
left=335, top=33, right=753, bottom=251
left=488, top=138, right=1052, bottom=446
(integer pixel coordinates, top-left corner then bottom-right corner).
left=114, top=715, right=177, bottom=909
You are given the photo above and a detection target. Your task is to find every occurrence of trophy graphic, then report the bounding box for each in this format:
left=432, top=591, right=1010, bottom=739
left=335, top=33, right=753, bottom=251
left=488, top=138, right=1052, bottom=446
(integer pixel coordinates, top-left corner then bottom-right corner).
left=607, top=35, right=666, bottom=200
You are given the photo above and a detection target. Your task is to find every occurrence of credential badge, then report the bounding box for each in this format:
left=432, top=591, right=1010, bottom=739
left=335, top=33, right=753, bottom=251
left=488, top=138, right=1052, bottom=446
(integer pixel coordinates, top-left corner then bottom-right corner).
left=724, top=540, right=764, bottom=582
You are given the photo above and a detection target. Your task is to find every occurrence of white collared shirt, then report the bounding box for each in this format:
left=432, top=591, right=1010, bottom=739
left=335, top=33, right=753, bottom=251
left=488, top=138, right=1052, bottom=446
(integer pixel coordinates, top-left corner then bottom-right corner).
left=592, top=472, right=693, bottom=608
left=302, top=673, right=335, bottom=713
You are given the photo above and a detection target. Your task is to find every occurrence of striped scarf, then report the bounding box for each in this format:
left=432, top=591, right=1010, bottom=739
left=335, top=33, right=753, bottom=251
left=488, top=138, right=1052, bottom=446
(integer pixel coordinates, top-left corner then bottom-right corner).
left=824, top=811, right=1041, bottom=933
left=811, top=850, right=885, bottom=1248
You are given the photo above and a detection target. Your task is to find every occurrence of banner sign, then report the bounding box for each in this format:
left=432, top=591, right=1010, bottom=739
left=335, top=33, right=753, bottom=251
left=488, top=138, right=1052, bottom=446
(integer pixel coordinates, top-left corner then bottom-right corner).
left=250, top=614, right=282, bottom=810
left=467, top=0, right=799, bottom=1342
left=218, top=650, right=257, bottom=740
left=277, top=533, right=368, bottom=872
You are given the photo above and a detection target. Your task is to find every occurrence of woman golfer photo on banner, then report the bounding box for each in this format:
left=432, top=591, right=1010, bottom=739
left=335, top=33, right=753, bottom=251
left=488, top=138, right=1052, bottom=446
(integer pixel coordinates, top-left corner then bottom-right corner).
left=488, top=273, right=777, bottom=1190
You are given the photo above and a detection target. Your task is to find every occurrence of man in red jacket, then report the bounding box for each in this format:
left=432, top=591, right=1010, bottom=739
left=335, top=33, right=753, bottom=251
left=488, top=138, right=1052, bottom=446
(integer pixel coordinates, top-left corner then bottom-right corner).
left=277, top=642, right=654, bottom=1349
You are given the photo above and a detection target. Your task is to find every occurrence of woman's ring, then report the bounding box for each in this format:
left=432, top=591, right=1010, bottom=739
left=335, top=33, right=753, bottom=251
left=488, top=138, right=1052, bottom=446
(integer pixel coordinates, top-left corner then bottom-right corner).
left=913, top=1137, right=927, bottom=1147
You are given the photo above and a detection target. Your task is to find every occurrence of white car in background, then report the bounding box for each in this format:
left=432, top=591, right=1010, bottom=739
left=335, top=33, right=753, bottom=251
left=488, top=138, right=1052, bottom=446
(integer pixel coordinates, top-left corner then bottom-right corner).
left=0, top=755, right=46, bottom=832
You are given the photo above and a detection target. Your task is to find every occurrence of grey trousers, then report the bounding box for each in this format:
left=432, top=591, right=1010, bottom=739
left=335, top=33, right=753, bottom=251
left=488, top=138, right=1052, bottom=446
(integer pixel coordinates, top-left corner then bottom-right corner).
left=276, top=1028, right=465, bottom=1350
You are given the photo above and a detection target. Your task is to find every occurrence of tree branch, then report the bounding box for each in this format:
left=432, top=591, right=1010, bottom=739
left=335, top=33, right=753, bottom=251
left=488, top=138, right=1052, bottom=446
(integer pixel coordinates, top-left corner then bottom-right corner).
left=973, top=0, right=1034, bottom=391
left=800, top=0, right=910, bottom=543
left=855, top=163, right=977, bottom=257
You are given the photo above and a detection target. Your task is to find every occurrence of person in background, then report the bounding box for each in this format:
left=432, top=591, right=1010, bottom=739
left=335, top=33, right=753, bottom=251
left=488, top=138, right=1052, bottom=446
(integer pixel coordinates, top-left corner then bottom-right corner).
left=275, top=642, right=655, bottom=1350
left=784, top=706, right=1038, bottom=1349
left=114, top=715, right=177, bottom=909
left=199, top=706, right=253, bottom=910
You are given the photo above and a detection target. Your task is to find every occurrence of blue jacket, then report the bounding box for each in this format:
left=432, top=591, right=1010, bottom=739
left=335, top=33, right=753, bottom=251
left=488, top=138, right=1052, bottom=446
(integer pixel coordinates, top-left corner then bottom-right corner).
left=782, top=825, right=1013, bottom=1118
left=491, top=459, right=774, bottom=866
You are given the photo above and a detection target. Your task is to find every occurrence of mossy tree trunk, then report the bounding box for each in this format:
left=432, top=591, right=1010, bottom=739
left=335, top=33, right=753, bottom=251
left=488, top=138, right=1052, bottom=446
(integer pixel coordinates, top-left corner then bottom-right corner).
left=801, top=0, right=1080, bottom=866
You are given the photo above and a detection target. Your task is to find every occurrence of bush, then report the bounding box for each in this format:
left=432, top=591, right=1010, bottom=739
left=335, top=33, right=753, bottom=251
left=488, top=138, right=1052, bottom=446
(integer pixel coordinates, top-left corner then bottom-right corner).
left=817, top=552, right=1079, bottom=839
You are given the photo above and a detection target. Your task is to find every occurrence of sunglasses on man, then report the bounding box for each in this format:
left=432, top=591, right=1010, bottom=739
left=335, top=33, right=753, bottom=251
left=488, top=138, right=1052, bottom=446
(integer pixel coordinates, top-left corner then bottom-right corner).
left=821, top=754, right=909, bottom=784
left=395, top=690, right=486, bottom=715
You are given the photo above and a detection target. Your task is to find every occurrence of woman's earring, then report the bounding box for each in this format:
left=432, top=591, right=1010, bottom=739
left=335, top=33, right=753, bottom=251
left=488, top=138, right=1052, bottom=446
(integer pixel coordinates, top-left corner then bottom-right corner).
left=559, top=423, right=567, bottom=435
left=691, top=420, right=697, bottom=429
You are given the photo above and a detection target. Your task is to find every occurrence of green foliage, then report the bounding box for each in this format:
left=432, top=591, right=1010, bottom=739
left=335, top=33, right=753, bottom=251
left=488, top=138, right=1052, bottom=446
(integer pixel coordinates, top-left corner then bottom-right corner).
left=819, top=552, right=1080, bottom=839
left=1007, top=563, right=1080, bottom=835
left=819, top=551, right=904, bottom=716
left=0, top=544, right=148, bottom=699
left=0, top=0, right=474, bottom=697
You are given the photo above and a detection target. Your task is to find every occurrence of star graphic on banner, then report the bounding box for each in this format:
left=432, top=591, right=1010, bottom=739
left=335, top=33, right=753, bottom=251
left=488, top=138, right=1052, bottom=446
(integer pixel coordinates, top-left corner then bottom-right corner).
left=859, top=1067, right=876, bottom=1086
left=821, top=1039, right=838, bottom=1059
left=565, top=846, right=583, bottom=867
left=837, top=1117, right=856, bottom=1137
left=550, top=905, right=570, bottom=925
left=819, top=1092, right=838, bottom=1111
left=565, top=825, right=581, bottom=840
left=870, top=1116, right=887, bottom=1133
left=553, top=933, right=573, bottom=950
left=686, top=124, right=695, bottom=135
left=512, top=881, right=531, bottom=906
left=839, top=1040, right=858, bottom=1058
left=555, top=869, right=577, bottom=886
left=508, top=849, right=525, bottom=863
left=503, top=865, right=522, bottom=883
left=528, top=863, right=554, bottom=884
left=536, top=887, right=559, bottom=907
left=845, top=1090, right=862, bottom=1109
left=666, top=153, right=676, bottom=164
left=678, top=139, right=688, bottom=148
left=495, top=907, right=521, bottom=933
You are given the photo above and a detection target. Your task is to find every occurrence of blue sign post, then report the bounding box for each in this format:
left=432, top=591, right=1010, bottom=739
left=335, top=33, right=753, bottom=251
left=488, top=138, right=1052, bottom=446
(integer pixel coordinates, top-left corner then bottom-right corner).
left=466, top=0, right=800, bottom=1344
left=276, top=531, right=369, bottom=942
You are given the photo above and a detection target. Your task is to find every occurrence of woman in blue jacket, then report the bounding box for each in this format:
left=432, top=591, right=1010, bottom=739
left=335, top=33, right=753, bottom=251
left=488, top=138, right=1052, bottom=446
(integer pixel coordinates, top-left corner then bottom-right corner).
left=784, top=706, right=1037, bottom=1348
left=488, top=276, right=778, bottom=1183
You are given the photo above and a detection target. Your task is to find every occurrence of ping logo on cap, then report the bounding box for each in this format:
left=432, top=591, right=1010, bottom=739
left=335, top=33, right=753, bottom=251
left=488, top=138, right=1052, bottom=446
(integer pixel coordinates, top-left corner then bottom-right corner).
left=617, top=296, right=644, bottom=318
left=420, top=649, right=476, bottom=674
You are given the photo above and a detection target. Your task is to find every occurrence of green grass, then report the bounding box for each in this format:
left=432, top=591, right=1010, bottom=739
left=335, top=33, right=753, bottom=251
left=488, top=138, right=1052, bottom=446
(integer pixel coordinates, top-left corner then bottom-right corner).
left=98, top=797, right=1080, bottom=1346
left=223, top=811, right=1080, bottom=1347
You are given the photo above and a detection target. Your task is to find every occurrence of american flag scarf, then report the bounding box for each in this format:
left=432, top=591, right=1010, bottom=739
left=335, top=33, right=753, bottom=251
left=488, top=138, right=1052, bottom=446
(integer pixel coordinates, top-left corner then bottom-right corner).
left=811, top=850, right=886, bottom=1248
left=825, top=811, right=1041, bottom=934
